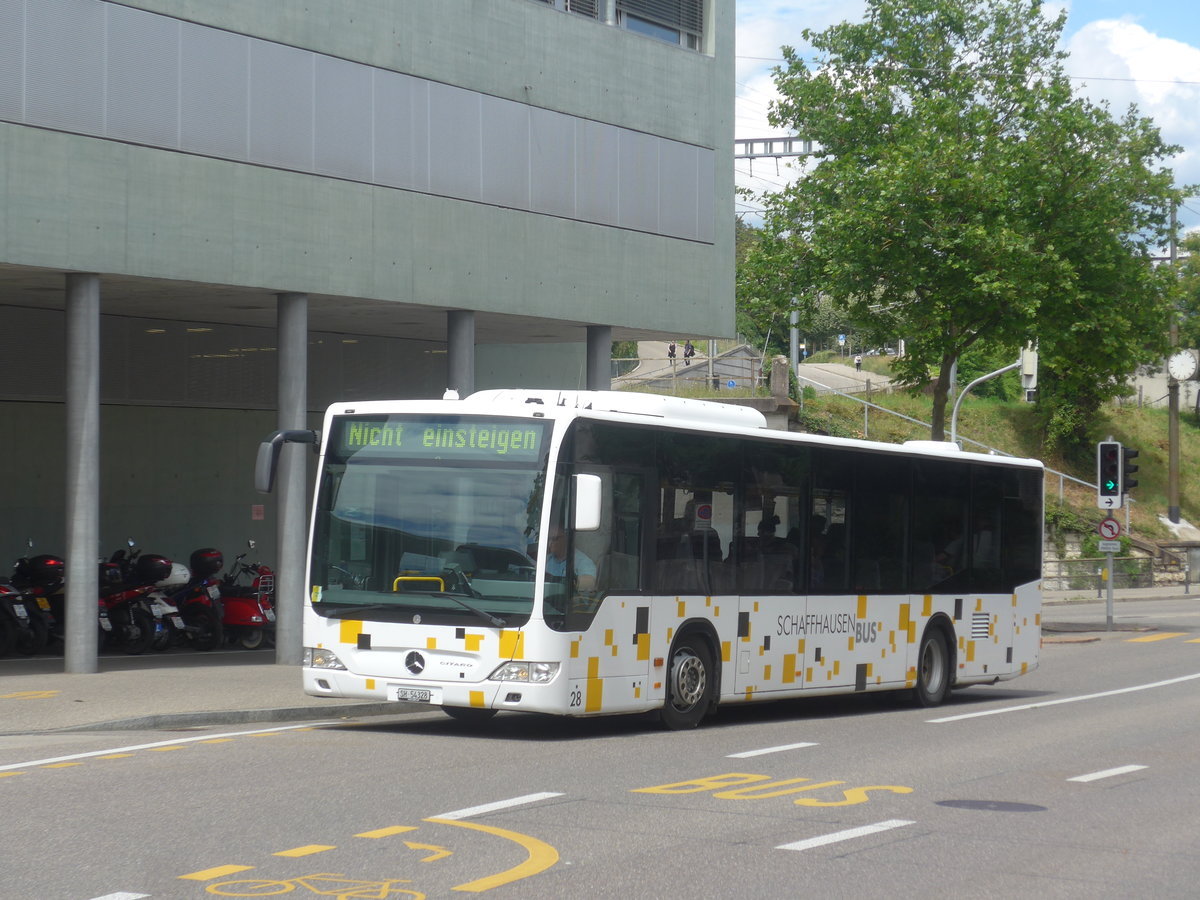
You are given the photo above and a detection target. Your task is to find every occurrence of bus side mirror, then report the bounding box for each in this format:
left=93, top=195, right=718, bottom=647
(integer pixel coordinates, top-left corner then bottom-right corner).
left=255, top=429, right=320, bottom=494
left=573, top=474, right=602, bottom=532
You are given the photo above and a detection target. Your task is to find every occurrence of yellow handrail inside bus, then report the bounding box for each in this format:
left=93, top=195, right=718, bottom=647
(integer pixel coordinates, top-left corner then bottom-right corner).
left=393, top=575, right=446, bottom=592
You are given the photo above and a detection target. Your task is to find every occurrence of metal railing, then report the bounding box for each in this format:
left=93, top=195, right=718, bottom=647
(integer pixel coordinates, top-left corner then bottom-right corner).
left=1043, top=556, right=1155, bottom=593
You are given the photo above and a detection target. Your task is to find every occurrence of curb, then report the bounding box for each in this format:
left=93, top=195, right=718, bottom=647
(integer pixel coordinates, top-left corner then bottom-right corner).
left=16, top=701, right=425, bottom=736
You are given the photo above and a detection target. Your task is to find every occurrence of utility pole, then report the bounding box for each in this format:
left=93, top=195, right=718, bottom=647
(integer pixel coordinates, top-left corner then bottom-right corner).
left=1169, top=204, right=1181, bottom=524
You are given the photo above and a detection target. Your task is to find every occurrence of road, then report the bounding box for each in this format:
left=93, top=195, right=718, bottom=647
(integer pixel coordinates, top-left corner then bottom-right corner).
left=2, top=599, right=1198, bottom=899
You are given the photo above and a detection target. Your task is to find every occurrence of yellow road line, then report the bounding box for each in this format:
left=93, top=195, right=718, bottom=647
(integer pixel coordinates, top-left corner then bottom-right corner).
left=1127, top=633, right=1188, bottom=643
left=179, top=864, right=254, bottom=881
left=274, top=844, right=336, bottom=858
left=356, top=825, right=418, bottom=838
left=426, top=816, right=559, bottom=893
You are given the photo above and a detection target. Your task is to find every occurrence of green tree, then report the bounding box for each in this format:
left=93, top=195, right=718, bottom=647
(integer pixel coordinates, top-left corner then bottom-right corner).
left=1176, top=232, right=1200, bottom=350
left=747, top=0, right=1182, bottom=443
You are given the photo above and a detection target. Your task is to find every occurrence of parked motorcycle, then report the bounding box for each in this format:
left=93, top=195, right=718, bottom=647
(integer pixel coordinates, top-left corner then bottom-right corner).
left=159, top=548, right=224, bottom=651
left=98, top=541, right=173, bottom=655
left=0, top=581, right=51, bottom=656
left=6, top=545, right=64, bottom=652
left=148, top=560, right=191, bottom=651
left=218, top=541, right=276, bottom=650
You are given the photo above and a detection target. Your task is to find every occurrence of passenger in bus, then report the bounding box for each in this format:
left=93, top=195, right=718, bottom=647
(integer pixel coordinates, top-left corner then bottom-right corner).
left=757, top=516, right=800, bottom=590
left=545, top=523, right=597, bottom=591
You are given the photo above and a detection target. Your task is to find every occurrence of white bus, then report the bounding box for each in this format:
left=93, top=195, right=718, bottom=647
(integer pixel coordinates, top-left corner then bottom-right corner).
left=258, top=389, right=1043, bottom=729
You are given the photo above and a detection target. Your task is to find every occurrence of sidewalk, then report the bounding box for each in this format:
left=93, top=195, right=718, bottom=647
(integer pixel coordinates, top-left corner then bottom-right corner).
left=0, top=652, right=409, bottom=737
left=2, top=586, right=1195, bottom=736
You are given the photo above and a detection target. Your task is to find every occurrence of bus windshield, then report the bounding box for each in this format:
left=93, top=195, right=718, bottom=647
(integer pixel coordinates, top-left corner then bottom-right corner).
left=309, top=414, right=550, bottom=627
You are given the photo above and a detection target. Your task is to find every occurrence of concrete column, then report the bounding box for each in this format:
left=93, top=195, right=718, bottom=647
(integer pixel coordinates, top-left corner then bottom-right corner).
left=447, top=310, right=475, bottom=396
left=586, top=325, right=612, bottom=391
left=64, top=274, right=101, bottom=674
left=275, top=293, right=308, bottom=665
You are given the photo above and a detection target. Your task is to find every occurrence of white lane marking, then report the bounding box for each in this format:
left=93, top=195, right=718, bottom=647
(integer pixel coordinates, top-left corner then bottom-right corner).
left=0, top=722, right=337, bottom=772
left=1068, top=764, right=1147, bottom=783
left=434, top=792, right=565, bottom=821
left=927, top=671, right=1200, bottom=723
left=776, top=819, right=915, bottom=852
left=86, top=893, right=150, bottom=900
left=727, top=742, right=819, bottom=758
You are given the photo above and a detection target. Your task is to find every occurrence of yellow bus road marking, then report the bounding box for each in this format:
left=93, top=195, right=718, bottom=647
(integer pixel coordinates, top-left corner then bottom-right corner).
left=147, top=746, right=186, bottom=752
left=404, top=841, right=453, bottom=862
left=1127, top=632, right=1188, bottom=642
left=356, top=825, right=419, bottom=838
left=179, top=864, right=254, bottom=881
left=0, top=690, right=61, bottom=700
left=274, top=844, right=337, bottom=858
left=426, top=817, right=559, bottom=893
left=1188, top=638, right=1200, bottom=644
left=97, top=753, right=135, bottom=760
left=41, top=762, right=83, bottom=769
left=0, top=771, right=25, bottom=778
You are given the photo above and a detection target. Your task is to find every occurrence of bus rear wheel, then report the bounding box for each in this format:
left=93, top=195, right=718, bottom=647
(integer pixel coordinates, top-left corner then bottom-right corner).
left=661, top=636, right=714, bottom=730
left=911, top=627, right=951, bottom=707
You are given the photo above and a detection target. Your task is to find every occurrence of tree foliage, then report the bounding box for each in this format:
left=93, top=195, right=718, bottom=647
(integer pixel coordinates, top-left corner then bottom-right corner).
left=744, top=0, right=1183, bottom=444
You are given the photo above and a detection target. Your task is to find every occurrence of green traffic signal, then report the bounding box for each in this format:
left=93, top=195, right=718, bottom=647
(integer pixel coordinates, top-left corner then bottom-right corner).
left=1097, top=442, right=1122, bottom=498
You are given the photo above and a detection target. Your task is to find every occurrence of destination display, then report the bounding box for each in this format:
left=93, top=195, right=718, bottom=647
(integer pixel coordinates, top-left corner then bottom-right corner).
left=333, top=416, right=547, bottom=463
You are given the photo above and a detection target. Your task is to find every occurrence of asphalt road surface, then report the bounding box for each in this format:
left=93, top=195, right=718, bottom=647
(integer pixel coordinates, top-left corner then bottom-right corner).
left=2, top=599, right=1198, bottom=899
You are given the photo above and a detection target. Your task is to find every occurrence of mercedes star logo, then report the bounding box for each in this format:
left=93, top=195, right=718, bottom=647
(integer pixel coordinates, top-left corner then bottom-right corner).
left=405, top=651, right=426, bottom=675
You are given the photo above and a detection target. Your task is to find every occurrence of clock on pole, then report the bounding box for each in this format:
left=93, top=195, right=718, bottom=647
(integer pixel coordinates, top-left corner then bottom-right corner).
left=1167, top=349, right=1197, bottom=382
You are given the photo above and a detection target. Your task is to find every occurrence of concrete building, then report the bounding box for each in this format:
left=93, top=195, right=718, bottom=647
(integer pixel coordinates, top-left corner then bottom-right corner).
left=0, top=0, right=733, bottom=666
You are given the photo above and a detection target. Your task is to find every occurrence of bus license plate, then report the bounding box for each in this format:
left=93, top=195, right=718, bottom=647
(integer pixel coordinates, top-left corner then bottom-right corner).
left=393, top=686, right=439, bottom=704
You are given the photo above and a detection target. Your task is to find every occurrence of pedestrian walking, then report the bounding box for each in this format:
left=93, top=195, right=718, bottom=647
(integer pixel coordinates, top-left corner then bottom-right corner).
left=683, top=340, right=695, bottom=366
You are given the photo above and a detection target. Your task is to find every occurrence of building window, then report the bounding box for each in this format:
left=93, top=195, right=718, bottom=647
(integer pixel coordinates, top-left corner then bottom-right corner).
left=617, top=0, right=703, bottom=49
left=531, top=0, right=600, bottom=18
left=529, top=0, right=704, bottom=50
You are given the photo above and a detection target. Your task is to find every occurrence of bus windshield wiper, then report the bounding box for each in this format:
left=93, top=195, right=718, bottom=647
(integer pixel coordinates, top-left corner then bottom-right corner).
left=432, top=592, right=506, bottom=627
left=319, top=603, right=398, bottom=619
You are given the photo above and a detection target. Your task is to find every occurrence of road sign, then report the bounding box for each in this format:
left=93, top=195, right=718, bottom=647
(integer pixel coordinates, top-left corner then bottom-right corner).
left=1098, top=540, right=1122, bottom=553
left=1098, top=518, right=1121, bottom=540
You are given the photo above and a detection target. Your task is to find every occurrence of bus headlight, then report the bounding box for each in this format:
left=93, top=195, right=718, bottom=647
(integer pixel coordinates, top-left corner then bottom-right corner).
left=304, top=647, right=347, bottom=670
left=489, top=661, right=560, bottom=684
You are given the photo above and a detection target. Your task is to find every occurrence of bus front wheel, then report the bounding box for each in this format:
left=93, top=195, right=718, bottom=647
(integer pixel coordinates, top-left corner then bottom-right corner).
left=661, top=636, right=714, bottom=730
left=911, top=627, right=951, bottom=707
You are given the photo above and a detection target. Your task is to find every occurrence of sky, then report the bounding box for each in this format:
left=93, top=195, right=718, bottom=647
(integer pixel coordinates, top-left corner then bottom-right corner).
left=735, top=1, right=1200, bottom=239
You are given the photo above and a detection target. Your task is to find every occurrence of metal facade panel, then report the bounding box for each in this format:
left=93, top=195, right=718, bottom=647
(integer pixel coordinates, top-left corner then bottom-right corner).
left=529, top=106, right=576, bottom=219
left=428, top=82, right=482, bottom=202
left=314, top=54, right=373, bottom=182
left=696, top=146, right=715, bottom=243
left=373, top=69, right=429, bottom=192
left=248, top=38, right=314, bottom=173
left=23, top=0, right=105, bottom=136
left=575, top=118, right=620, bottom=226
left=105, top=3, right=181, bottom=149
left=481, top=94, right=530, bottom=211
left=0, top=0, right=23, bottom=121
left=617, top=128, right=659, bottom=233
left=658, top=139, right=698, bottom=240
left=180, top=22, right=248, bottom=160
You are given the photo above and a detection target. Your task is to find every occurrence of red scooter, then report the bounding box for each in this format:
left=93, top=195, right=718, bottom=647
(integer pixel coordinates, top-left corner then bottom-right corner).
left=218, top=541, right=276, bottom=650
left=162, top=548, right=224, bottom=652
left=99, top=543, right=173, bottom=655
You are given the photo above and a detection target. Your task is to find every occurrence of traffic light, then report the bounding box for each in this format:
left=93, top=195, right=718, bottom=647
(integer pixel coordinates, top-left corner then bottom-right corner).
left=1097, top=442, right=1122, bottom=499
left=1122, top=446, right=1139, bottom=493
